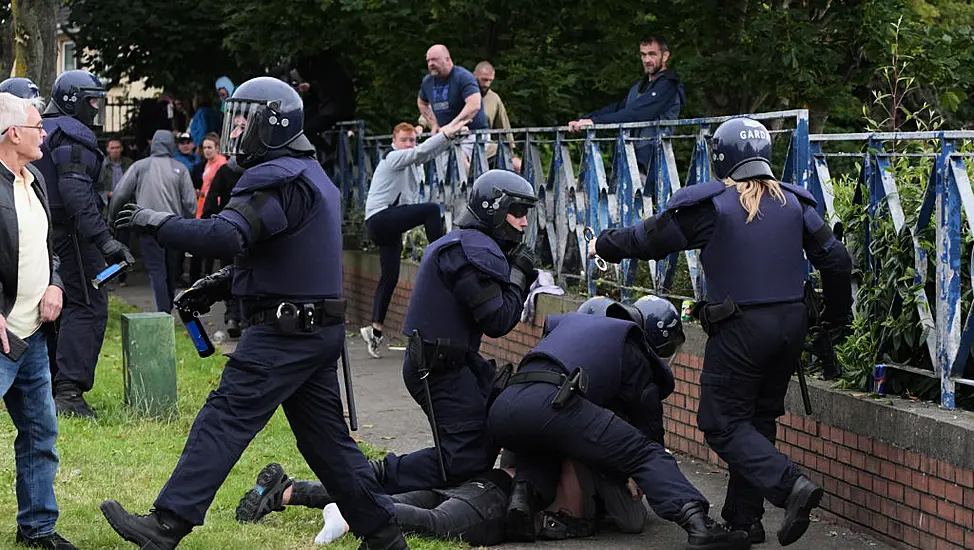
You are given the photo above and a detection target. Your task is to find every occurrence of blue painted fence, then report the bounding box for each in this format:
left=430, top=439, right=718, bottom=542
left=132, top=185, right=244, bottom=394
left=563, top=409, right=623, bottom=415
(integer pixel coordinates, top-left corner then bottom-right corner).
left=325, top=114, right=974, bottom=409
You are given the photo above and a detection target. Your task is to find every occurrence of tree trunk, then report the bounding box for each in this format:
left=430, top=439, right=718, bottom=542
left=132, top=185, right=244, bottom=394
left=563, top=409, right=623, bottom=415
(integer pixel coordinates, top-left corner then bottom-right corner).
left=11, top=0, right=58, bottom=96
left=0, top=3, right=12, bottom=78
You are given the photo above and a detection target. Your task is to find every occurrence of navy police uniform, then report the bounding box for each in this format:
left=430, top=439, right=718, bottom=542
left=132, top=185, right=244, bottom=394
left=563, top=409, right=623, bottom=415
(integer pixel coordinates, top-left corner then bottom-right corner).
left=31, top=71, right=132, bottom=416
left=593, top=118, right=853, bottom=546
left=99, top=77, right=406, bottom=550
left=376, top=170, right=538, bottom=495
left=490, top=313, right=750, bottom=549
left=378, top=228, right=527, bottom=493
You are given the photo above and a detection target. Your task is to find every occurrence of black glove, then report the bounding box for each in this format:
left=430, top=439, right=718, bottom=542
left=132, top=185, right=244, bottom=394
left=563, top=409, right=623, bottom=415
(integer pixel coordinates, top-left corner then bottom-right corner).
left=808, top=321, right=847, bottom=380
left=114, top=203, right=176, bottom=235
left=97, top=238, right=135, bottom=266
left=507, top=244, right=539, bottom=292
left=174, top=267, right=233, bottom=314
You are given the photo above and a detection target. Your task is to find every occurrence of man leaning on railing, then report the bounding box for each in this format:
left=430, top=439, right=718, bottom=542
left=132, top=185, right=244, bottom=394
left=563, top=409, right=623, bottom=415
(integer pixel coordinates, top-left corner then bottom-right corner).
left=359, top=119, right=468, bottom=358
left=567, top=34, right=686, bottom=177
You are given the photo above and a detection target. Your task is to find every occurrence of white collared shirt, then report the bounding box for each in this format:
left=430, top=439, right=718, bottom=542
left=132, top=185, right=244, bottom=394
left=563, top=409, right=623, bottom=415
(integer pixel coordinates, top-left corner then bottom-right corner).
left=1, top=160, right=50, bottom=338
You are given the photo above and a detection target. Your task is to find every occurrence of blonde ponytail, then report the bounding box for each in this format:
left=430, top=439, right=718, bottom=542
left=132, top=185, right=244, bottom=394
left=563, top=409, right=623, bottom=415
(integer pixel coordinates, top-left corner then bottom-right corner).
left=723, top=177, right=787, bottom=223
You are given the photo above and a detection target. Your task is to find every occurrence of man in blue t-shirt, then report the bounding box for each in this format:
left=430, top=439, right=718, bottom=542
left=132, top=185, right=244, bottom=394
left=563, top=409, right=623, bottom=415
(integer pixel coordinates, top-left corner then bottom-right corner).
left=417, top=44, right=489, bottom=162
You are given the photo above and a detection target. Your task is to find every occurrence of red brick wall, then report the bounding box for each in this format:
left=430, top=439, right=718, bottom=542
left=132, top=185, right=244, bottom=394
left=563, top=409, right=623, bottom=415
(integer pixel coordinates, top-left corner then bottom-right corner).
left=665, top=353, right=974, bottom=550
left=343, top=251, right=974, bottom=550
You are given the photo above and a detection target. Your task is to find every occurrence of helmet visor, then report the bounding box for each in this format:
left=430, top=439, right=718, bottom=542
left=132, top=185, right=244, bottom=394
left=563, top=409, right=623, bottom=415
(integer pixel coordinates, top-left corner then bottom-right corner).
left=221, top=99, right=266, bottom=157
left=78, top=87, right=106, bottom=128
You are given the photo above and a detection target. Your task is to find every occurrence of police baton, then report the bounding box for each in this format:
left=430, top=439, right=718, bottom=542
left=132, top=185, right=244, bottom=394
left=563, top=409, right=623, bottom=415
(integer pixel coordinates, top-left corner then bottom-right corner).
left=341, top=339, right=359, bottom=431
left=409, top=330, right=448, bottom=483
left=422, top=372, right=448, bottom=484
left=796, top=353, right=814, bottom=416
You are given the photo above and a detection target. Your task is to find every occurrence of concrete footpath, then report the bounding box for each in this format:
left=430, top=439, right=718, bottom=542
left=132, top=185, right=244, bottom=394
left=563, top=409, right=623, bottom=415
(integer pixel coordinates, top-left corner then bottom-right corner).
left=113, top=268, right=890, bottom=550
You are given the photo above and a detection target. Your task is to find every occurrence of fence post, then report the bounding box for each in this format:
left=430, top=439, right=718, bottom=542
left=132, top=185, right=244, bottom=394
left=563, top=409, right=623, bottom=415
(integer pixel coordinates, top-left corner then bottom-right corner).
left=121, top=313, right=178, bottom=418
left=936, top=138, right=960, bottom=409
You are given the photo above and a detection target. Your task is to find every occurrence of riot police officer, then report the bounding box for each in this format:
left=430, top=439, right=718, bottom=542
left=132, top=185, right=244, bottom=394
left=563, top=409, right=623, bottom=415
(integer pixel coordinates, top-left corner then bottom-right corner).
left=0, top=77, right=40, bottom=99
left=31, top=70, right=134, bottom=417
left=376, top=169, right=538, bottom=494
left=588, top=117, right=854, bottom=546
left=99, top=77, right=408, bottom=550
left=488, top=296, right=749, bottom=549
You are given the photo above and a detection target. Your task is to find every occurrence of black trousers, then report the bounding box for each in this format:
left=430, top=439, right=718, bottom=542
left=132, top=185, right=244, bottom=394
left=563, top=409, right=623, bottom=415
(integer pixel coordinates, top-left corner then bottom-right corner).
left=696, top=301, right=808, bottom=525
left=393, top=481, right=508, bottom=547
left=366, top=204, right=443, bottom=324
left=153, top=323, right=396, bottom=537
left=292, top=477, right=508, bottom=546
left=48, top=228, right=108, bottom=392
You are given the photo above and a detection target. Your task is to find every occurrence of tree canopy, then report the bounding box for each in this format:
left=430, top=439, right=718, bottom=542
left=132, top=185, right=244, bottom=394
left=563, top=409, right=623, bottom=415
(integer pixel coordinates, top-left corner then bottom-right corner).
left=66, top=0, right=974, bottom=133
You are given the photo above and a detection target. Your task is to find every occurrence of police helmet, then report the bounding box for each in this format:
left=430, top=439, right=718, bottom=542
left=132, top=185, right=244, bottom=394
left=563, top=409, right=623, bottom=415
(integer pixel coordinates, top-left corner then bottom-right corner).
left=455, top=170, right=538, bottom=248
left=44, top=70, right=106, bottom=129
left=0, top=77, right=39, bottom=99
left=632, top=295, right=685, bottom=358
left=576, top=296, right=642, bottom=325
left=710, top=117, right=774, bottom=181
left=220, top=76, right=312, bottom=162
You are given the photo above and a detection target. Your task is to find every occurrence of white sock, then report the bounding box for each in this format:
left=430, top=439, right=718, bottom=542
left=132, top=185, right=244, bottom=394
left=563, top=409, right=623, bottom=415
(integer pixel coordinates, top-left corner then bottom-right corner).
left=314, top=503, right=349, bottom=545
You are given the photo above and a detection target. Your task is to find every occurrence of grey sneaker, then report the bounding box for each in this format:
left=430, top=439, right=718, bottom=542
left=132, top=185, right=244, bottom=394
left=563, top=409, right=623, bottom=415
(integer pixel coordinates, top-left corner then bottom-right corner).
left=360, top=326, right=383, bottom=359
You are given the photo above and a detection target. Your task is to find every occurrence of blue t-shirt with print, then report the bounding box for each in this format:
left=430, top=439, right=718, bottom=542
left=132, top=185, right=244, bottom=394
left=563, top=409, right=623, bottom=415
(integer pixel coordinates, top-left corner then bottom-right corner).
left=419, top=66, right=488, bottom=130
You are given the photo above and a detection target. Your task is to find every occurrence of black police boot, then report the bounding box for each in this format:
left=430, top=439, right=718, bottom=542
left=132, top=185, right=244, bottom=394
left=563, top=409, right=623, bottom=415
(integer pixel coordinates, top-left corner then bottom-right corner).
left=505, top=480, right=539, bottom=542
left=15, top=527, right=79, bottom=549
left=726, top=521, right=765, bottom=544
left=236, top=463, right=293, bottom=523
left=777, top=476, right=823, bottom=546
left=676, top=501, right=751, bottom=550
left=53, top=382, right=95, bottom=418
left=369, top=458, right=388, bottom=486
left=226, top=319, right=242, bottom=339
left=357, top=522, right=409, bottom=549
left=100, top=501, right=192, bottom=550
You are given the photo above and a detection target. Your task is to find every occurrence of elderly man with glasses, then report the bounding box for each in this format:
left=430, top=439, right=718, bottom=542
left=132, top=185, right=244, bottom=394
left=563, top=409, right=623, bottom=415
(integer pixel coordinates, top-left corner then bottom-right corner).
left=0, top=92, right=78, bottom=549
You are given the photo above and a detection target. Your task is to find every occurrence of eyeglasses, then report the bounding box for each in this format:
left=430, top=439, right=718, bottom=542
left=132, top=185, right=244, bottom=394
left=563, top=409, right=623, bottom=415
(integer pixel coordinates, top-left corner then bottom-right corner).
left=1, top=123, right=44, bottom=134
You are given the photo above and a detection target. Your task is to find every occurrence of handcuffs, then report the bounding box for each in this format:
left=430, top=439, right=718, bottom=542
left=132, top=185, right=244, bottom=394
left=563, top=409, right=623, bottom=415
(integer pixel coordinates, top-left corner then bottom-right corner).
left=583, top=226, right=608, bottom=271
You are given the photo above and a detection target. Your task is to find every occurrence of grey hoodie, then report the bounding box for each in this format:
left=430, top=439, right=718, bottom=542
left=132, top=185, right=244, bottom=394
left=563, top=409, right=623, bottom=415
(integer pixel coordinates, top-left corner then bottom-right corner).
left=109, top=130, right=197, bottom=222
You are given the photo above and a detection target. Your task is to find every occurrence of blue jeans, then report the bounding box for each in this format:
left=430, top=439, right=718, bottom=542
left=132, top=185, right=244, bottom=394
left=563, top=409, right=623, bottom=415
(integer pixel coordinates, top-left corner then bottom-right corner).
left=0, top=331, right=60, bottom=537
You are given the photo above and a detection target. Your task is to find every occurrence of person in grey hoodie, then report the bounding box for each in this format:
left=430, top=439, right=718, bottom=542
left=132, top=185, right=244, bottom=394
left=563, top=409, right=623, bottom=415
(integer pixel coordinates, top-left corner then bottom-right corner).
left=109, top=130, right=197, bottom=312
left=359, top=119, right=466, bottom=358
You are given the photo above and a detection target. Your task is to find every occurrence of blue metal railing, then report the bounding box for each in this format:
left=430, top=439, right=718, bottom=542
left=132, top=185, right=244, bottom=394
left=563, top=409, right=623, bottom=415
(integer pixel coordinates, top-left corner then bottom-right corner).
left=328, top=113, right=974, bottom=409
left=341, top=110, right=809, bottom=295
left=808, top=131, right=974, bottom=409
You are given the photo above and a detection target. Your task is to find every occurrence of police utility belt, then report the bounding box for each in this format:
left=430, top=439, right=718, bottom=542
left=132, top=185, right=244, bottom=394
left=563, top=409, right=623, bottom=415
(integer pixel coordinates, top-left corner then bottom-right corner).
left=506, top=367, right=589, bottom=409
left=691, top=297, right=742, bottom=336
left=407, top=330, right=468, bottom=376
left=248, top=299, right=345, bottom=333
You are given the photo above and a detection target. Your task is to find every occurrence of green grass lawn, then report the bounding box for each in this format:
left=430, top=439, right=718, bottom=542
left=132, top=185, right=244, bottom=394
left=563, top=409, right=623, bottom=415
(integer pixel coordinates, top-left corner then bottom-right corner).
left=0, top=298, right=464, bottom=550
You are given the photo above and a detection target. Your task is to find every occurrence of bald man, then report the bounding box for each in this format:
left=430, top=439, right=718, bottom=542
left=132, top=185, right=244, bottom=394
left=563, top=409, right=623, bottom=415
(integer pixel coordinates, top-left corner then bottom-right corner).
left=417, top=45, right=488, bottom=161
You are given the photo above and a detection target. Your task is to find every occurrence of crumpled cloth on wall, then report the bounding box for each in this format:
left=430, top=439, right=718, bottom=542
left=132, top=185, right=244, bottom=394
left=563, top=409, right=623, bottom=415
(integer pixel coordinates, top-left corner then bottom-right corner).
left=521, top=269, right=565, bottom=324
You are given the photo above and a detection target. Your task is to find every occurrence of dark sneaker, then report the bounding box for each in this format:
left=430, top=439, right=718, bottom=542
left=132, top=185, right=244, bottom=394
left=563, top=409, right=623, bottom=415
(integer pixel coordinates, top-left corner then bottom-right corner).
left=15, top=528, right=79, bottom=549
left=539, top=510, right=596, bottom=539
left=100, top=501, right=192, bottom=550
left=236, top=462, right=292, bottom=523
left=777, top=476, right=823, bottom=546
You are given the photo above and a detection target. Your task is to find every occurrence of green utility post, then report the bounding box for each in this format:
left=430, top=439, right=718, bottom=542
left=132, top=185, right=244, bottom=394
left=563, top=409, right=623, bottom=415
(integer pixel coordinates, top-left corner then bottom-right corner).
left=121, top=313, right=178, bottom=418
